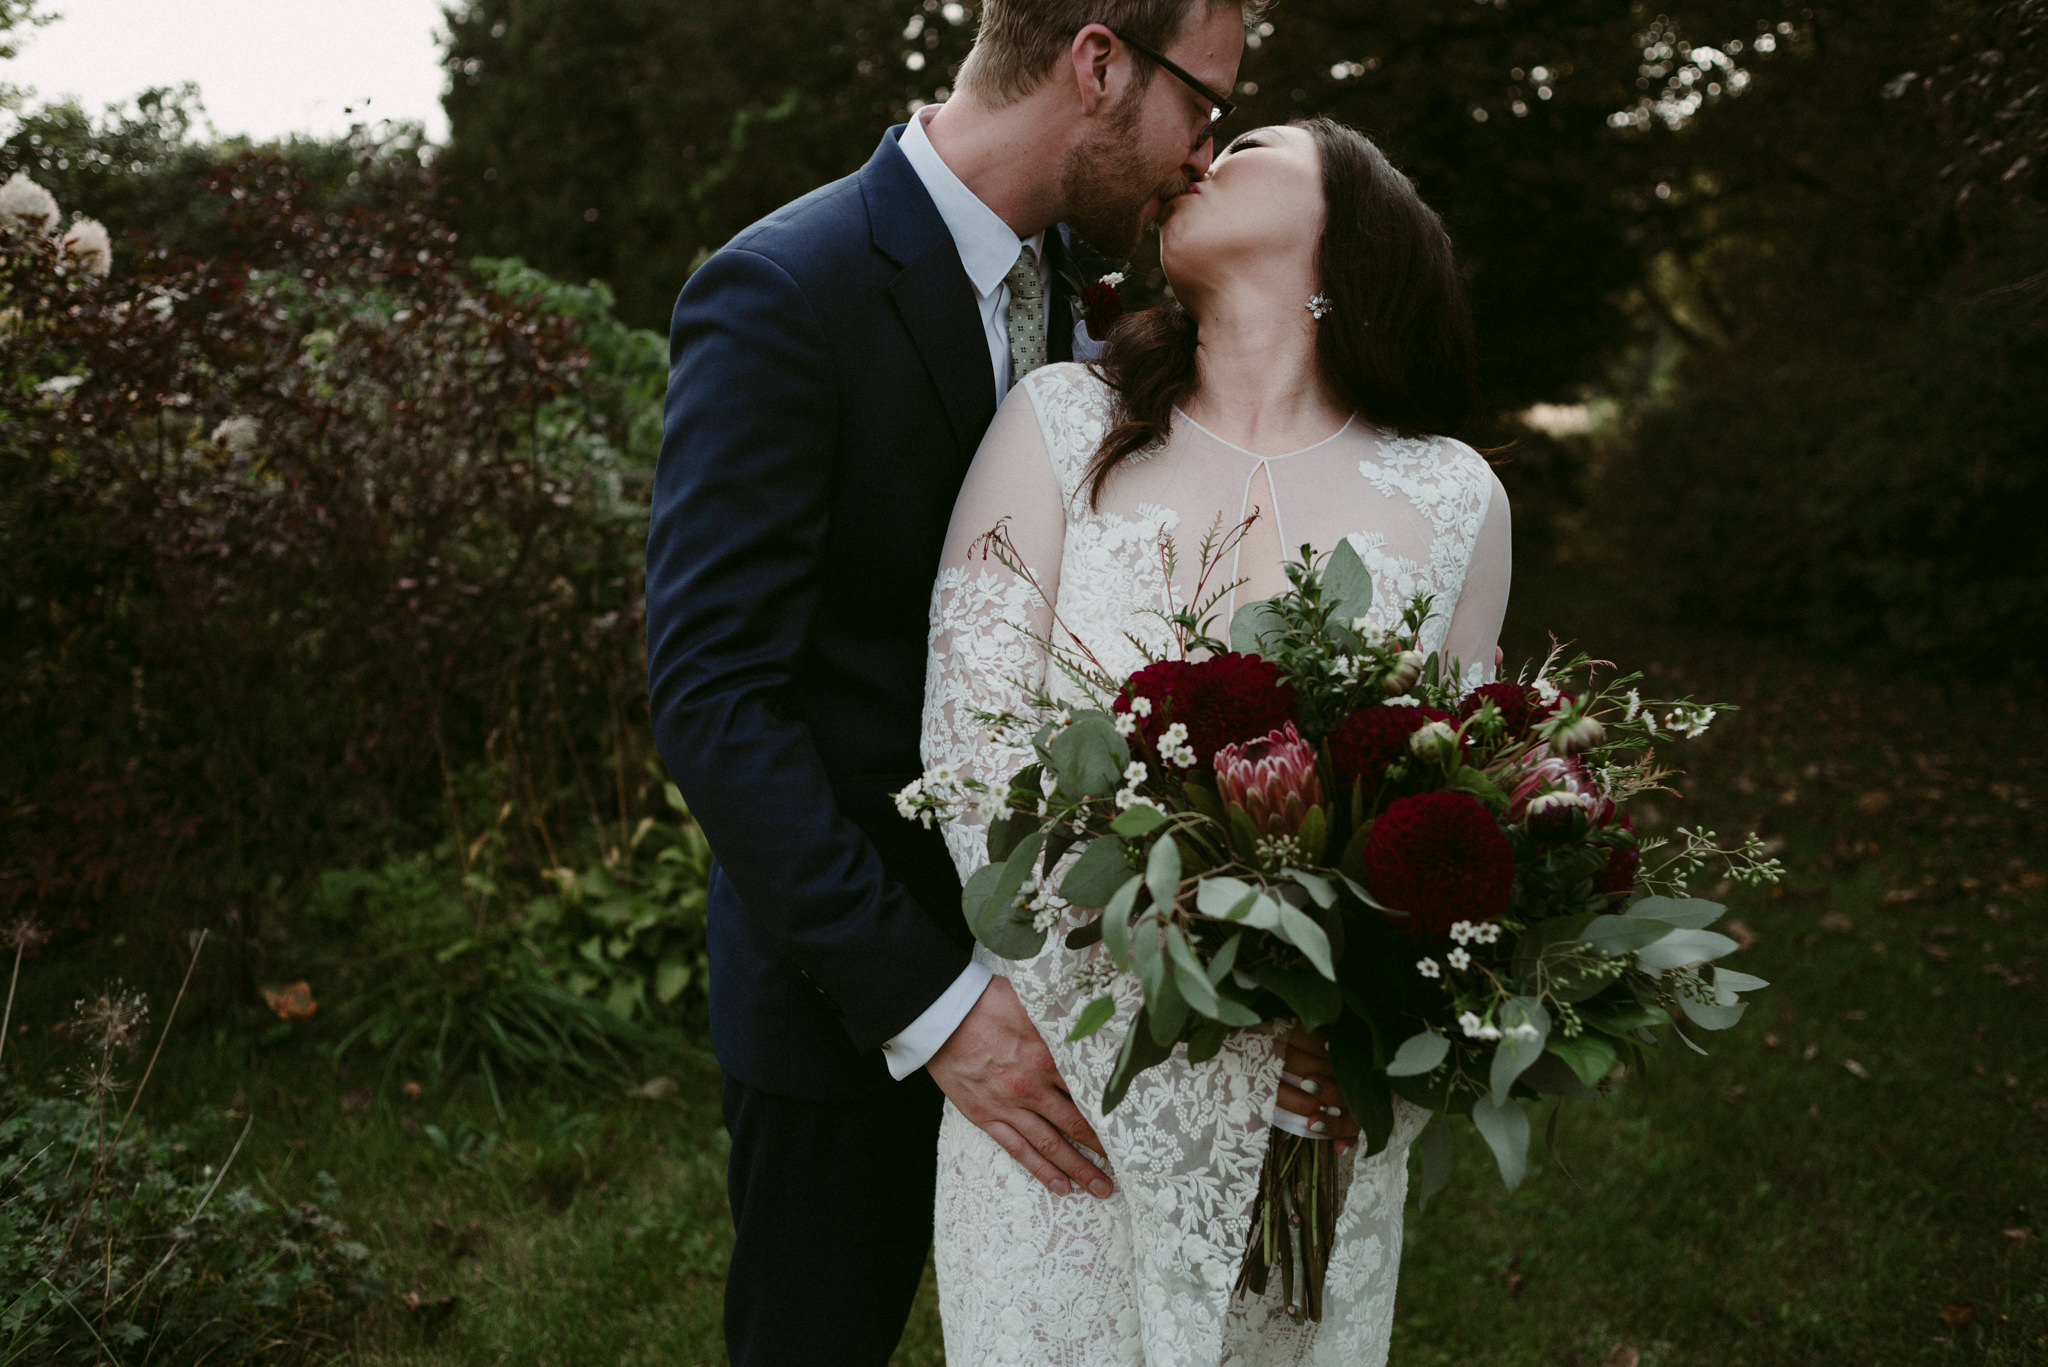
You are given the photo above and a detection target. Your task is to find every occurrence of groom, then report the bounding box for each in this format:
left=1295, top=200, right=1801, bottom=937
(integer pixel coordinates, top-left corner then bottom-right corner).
left=647, top=2, right=1247, bottom=1361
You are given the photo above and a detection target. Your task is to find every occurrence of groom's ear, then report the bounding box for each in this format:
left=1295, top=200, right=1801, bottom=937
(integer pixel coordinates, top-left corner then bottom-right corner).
left=1068, top=24, right=1125, bottom=117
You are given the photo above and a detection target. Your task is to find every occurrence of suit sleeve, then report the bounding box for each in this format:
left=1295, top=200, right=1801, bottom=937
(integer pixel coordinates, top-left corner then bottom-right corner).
left=646, top=246, right=969, bottom=1053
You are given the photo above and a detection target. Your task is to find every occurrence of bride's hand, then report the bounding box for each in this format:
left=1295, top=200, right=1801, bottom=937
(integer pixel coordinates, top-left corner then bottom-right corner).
left=1277, top=1025, right=1361, bottom=1152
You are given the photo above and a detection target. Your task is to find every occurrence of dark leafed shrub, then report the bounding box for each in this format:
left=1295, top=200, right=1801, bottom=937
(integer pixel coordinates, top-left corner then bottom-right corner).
left=0, top=154, right=666, bottom=985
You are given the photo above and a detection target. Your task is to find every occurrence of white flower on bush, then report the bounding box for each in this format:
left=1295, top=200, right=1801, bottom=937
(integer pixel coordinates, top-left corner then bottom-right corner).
left=1447, top=947, right=1472, bottom=971
left=60, top=218, right=113, bottom=278
left=1458, top=1011, right=1502, bottom=1042
left=1157, top=722, right=1196, bottom=769
left=1507, top=1021, right=1541, bottom=1043
left=1129, top=695, right=1152, bottom=719
left=211, top=415, right=262, bottom=454
left=1416, top=957, right=1441, bottom=979
left=0, top=172, right=59, bottom=232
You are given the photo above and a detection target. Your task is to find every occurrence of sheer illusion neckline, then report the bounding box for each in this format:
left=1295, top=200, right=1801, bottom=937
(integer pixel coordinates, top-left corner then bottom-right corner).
left=1170, top=406, right=1358, bottom=462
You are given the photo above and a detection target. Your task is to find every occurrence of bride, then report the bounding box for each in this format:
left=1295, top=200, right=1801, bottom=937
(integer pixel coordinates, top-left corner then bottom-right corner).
left=919, top=117, right=1511, bottom=1364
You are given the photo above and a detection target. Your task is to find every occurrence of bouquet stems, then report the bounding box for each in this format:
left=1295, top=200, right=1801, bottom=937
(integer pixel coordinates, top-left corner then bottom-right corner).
left=1235, top=1127, right=1336, bottom=1322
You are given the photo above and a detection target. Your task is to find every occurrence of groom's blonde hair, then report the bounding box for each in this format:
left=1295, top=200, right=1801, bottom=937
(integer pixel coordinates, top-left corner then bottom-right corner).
left=957, top=0, right=1258, bottom=107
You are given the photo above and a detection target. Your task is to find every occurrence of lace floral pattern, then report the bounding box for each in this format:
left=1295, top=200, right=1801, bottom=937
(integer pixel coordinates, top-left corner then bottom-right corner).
left=922, top=364, right=1504, bottom=1364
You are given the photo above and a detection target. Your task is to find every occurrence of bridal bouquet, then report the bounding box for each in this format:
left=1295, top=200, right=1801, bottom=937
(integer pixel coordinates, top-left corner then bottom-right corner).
left=896, top=525, right=1782, bottom=1321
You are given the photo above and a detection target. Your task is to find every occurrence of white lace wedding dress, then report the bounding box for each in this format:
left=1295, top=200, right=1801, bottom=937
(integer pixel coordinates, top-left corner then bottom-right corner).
left=920, top=362, right=1511, bottom=1366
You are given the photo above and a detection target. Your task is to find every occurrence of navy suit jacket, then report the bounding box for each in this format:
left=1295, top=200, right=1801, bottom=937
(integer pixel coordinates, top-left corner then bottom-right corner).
left=647, top=127, right=1084, bottom=1099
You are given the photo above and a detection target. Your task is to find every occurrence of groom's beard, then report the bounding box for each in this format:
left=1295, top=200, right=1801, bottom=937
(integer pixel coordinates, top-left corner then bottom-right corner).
left=1059, top=90, right=1183, bottom=259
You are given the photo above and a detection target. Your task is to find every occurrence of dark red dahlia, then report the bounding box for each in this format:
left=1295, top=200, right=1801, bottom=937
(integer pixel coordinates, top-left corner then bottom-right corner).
left=1327, top=703, right=1451, bottom=803
left=1114, top=652, right=1298, bottom=768
left=1360, top=792, right=1516, bottom=940
left=1459, top=682, right=1568, bottom=739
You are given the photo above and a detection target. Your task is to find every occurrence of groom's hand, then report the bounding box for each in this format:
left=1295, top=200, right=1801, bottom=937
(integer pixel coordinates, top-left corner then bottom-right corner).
left=927, top=976, right=1116, bottom=1200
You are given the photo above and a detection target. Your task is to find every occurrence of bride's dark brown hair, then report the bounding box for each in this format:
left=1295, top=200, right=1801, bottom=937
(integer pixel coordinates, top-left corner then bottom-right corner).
left=1084, top=117, right=1477, bottom=506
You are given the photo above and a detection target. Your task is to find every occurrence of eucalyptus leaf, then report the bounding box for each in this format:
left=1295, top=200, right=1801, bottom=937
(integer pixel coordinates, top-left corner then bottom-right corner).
left=1546, top=1032, right=1618, bottom=1089
left=1206, top=931, right=1244, bottom=985
left=1411, top=1113, right=1454, bottom=1212
left=1715, top=968, right=1770, bottom=996
left=1274, top=900, right=1337, bottom=980
left=1518, top=1053, right=1599, bottom=1099
left=1678, top=993, right=1747, bottom=1031
left=1186, top=1021, right=1229, bottom=1066
left=1286, top=869, right=1338, bottom=909
left=1625, top=896, right=1726, bottom=930
left=1488, top=997, right=1551, bottom=1107
left=1322, top=538, right=1375, bottom=625
left=966, top=830, right=1050, bottom=960
left=1145, top=835, right=1183, bottom=915
left=1102, top=1004, right=1175, bottom=1112
left=1165, top=928, right=1224, bottom=1019
left=1470, top=1093, right=1531, bottom=1190
left=1386, top=1030, right=1450, bottom=1078
left=1100, top=875, right=1142, bottom=966
left=986, top=811, right=1034, bottom=864
left=1248, top=961, right=1343, bottom=1030
left=1064, top=918, right=1104, bottom=950
left=1147, top=959, right=1188, bottom=1047
left=1047, top=710, right=1131, bottom=798
left=1182, top=780, right=1226, bottom=824
left=1230, top=598, right=1289, bottom=655
left=1578, top=914, right=1675, bottom=956
left=1327, top=1019, right=1396, bottom=1156
left=1112, top=804, right=1169, bottom=838
left=1067, top=994, right=1117, bottom=1042
left=1636, top=928, right=1741, bottom=973
left=1061, top=838, right=1132, bottom=908
left=1196, top=876, right=1257, bottom=917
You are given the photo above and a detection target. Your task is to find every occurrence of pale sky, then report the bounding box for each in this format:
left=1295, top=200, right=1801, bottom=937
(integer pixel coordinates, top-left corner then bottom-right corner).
left=9, top=0, right=452, bottom=143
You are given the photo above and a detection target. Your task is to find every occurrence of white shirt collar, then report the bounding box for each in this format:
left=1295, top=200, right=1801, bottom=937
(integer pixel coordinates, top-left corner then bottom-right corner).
left=898, top=104, right=1044, bottom=300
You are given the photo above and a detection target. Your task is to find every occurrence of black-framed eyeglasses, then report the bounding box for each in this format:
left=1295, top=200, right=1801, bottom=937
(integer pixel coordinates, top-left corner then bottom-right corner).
left=1107, top=26, right=1236, bottom=148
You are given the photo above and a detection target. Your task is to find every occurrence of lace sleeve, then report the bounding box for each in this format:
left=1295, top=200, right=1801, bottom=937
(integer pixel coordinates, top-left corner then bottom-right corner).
left=921, top=384, right=1067, bottom=881
left=1442, top=468, right=1512, bottom=688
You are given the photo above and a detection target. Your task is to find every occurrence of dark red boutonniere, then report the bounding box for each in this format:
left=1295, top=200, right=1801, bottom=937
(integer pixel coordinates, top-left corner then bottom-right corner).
left=1060, top=264, right=1128, bottom=341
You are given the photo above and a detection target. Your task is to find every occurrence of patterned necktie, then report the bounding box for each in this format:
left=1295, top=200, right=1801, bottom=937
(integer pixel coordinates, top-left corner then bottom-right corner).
left=1004, top=242, right=1046, bottom=390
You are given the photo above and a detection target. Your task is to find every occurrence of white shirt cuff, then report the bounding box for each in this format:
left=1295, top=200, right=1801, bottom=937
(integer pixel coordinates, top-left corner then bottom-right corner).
left=881, top=961, right=994, bottom=1081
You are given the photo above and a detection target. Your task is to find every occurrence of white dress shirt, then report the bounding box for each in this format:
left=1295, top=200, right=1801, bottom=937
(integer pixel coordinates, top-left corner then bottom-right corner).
left=897, top=104, right=1052, bottom=402
left=879, top=106, right=1058, bottom=1080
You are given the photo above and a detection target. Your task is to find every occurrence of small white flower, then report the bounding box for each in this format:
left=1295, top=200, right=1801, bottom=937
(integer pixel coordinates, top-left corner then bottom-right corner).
left=1099, top=271, right=1126, bottom=287
left=1533, top=676, right=1561, bottom=704
left=59, top=217, right=112, bottom=278
left=1114, top=711, right=1138, bottom=737
left=929, top=764, right=956, bottom=786
left=1115, top=788, right=1162, bottom=814
left=1477, top=1024, right=1503, bottom=1042
left=1458, top=1011, right=1486, bottom=1038
left=1417, top=957, right=1442, bottom=979
left=0, top=172, right=59, bottom=232
left=974, top=791, right=1008, bottom=824
left=35, top=374, right=85, bottom=398
left=1383, top=694, right=1420, bottom=707
left=1040, top=769, right=1059, bottom=798
left=1447, top=947, right=1472, bottom=971
left=1622, top=689, right=1642, bottom=723
left=1351, top=616, right=1373, bottom=632
left=1036, top=797, right=1050, bottom=816
left=1124, top=760, right=1148, bottom=786
left=1157, top=722, right=1196, bottom=768
left=1473, top=922, right=1502, bottom=945
left=1051, top=707, right=1073, bottom=731
left=1509, top=1022, right=1541, bottom=1042
left=1449, top=920, right=1473, bottom=945
left=1130, top=695, right=1153, bottom=718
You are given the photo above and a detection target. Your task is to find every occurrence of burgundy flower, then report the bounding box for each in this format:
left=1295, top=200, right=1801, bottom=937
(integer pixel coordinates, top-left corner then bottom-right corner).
left=1458, top=682, right=1568, bottom=739
left=1214, top=723, right=1322, bottom=837
left=1359, top=792, right=1515, bottom=941
left=1327, top=703, right=1450, bottom=804
left=1080, top=279, right=1126, bottom=340
left=1115, top=652, right=1297, bottom=769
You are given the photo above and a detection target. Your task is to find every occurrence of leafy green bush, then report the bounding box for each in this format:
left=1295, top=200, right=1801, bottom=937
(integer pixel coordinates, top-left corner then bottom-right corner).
left=0, top=152, right=668, bottom=978
left=312, top=789, right=710, bottom=1099
left=0, top=1088, right=378, bottom=1365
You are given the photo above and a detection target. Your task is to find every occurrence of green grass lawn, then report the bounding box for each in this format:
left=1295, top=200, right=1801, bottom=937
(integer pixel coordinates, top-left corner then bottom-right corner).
left=8, top=620, right=2042, bottom=1365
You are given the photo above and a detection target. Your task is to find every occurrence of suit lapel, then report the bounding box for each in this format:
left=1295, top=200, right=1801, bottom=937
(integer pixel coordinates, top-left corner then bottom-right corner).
left=862, top=128, right=998, bottom=454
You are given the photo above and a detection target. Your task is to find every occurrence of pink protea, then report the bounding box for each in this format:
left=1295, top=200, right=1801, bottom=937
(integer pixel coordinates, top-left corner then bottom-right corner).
left=1506, top=751, right=1614, bottom=835
left=1214, top=722, right=1323, bottom=837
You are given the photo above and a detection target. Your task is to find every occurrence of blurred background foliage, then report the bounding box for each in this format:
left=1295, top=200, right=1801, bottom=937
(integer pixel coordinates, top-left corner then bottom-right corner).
left=0, top=0, right=2041, bottom=1359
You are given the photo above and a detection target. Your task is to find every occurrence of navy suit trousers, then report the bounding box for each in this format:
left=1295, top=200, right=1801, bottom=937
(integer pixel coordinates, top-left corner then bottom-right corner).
left=721, top=1072, right=946, bottom=1366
